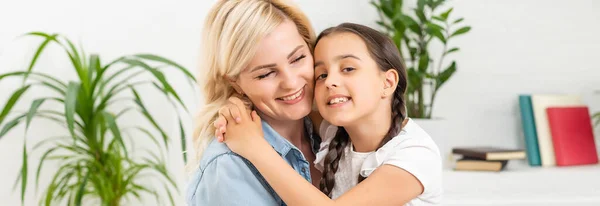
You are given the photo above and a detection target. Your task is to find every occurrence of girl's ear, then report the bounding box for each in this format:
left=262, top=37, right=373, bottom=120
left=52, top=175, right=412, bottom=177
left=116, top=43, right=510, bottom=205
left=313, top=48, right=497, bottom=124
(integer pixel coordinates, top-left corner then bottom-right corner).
left=382, top=69, right=399, bottom=98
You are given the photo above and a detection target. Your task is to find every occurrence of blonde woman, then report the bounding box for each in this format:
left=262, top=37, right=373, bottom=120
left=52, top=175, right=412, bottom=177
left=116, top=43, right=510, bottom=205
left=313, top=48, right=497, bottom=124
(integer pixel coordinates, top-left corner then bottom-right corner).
left=187, top=0, right=322, bottom=205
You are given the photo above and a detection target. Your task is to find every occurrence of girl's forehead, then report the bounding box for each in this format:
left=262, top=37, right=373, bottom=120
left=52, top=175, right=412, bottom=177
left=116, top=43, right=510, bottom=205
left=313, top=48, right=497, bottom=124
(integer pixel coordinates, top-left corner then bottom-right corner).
left=314, top=33, right=370, bottom=61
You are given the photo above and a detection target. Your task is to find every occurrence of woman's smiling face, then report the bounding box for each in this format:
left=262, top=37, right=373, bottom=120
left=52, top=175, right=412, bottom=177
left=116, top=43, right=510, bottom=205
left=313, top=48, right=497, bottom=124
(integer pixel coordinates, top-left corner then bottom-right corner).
left=234, top=20, right=315, bottom=121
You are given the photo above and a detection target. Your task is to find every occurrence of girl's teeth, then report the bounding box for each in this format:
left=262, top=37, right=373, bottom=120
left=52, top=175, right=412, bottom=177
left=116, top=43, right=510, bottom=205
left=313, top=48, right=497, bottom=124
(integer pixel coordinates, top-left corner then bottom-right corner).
left=329, top=97, right=349, bottom=105
left=282, top=90, right=302, bottom=101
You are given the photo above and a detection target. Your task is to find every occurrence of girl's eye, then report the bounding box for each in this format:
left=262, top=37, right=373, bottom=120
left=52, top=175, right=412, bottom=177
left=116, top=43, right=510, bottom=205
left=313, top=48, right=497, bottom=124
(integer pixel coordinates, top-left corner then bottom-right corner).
left=291, top=54, right=306, bottom=64
left=316, top=73, right=328, bottom=80
left=342, top=67, right=355, bottom=72
left=257, top=71, right=275, bottom=79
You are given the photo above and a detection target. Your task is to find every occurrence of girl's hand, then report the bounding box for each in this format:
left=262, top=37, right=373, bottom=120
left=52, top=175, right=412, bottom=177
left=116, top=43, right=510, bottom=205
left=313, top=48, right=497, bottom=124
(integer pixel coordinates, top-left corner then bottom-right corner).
left=214, top=95, right=252, bottom=142
left=220, top=97, right=268, bottom=158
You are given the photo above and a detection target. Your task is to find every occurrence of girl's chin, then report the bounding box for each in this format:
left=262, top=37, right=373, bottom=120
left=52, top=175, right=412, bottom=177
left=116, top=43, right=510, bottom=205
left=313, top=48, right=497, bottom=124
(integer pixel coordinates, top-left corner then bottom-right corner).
left=322, top=115, right=353, bottom=127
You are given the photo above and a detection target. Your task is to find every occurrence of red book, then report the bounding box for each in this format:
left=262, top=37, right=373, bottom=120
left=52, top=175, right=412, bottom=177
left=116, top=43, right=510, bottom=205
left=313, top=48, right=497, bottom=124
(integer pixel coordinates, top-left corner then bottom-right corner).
left=546, top=106, right=599, bottom=166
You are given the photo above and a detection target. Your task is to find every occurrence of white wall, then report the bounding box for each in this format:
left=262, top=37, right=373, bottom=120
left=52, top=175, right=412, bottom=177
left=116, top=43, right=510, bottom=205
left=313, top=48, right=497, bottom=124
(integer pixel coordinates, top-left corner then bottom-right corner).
left=1, top=0, right=599, bottom=205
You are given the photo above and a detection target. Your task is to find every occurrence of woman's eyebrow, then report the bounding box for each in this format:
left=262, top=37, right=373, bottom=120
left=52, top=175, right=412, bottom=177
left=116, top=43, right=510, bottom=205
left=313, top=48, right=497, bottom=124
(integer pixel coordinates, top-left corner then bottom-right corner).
left=250, top=63, right=277, bottom=73
left=249, top=45, right=304, bottom=73
left=287, top=45, right=303, bottom=59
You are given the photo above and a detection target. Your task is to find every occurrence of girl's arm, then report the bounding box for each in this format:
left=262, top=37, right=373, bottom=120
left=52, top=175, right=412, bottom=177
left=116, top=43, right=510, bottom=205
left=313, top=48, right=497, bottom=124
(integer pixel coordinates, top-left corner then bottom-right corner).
left=221, top=99, right=424, bottom=206
left=215, top=97, right=324, bottom=140
left=248, top=141, right=423, bottom=206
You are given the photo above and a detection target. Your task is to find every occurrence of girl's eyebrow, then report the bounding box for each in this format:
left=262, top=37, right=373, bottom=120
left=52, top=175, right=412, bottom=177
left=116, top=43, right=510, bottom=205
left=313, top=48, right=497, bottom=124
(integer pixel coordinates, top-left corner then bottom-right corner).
left=314, top=54, right=361, bottom=67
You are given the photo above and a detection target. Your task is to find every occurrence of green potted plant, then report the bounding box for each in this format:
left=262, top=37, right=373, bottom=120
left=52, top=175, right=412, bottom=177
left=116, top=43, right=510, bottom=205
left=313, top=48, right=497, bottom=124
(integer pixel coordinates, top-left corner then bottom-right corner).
left=371, top=0, right=471, bottom=164
left=0, top=32, right=195, bottom=206
left=371, top=0, right=470, bottom=119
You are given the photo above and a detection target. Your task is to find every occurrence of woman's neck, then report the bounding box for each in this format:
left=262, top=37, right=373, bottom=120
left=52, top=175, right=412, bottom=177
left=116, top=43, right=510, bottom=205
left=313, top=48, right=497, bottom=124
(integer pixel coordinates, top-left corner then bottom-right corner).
left=344, top=103, right=392, bottom=153
left=259, top=112, right=305, bottom=148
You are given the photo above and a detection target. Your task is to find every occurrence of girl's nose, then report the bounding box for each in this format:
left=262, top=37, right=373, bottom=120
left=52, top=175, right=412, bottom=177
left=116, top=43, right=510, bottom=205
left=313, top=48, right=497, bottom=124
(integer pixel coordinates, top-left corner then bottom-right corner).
left=324, top=73, right=339, bottom=89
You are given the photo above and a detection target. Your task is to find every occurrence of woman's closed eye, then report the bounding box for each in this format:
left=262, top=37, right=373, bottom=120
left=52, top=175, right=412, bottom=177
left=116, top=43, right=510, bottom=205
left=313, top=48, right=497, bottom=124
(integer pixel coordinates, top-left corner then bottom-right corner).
left=256, top=71, right=275, bottom=79
left=291, top=54, right=306, bottom=64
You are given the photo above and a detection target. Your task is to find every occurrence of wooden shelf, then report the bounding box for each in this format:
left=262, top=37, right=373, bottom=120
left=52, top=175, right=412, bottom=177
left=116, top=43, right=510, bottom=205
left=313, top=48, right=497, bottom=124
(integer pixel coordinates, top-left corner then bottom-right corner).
left=442, top=161, right=600, bottom=205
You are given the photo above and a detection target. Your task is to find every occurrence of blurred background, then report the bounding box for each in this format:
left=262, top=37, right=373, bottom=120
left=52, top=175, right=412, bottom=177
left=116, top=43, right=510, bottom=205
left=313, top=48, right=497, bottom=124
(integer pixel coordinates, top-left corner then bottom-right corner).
left=1, top=0, right=599, bottom=205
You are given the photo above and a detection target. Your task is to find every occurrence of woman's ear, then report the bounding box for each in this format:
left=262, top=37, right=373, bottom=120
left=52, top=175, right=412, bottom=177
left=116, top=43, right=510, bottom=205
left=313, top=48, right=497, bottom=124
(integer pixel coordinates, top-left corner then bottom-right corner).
left=382, top=69, right=399, bottom=98
left=225, top=75, right=244, bottom=95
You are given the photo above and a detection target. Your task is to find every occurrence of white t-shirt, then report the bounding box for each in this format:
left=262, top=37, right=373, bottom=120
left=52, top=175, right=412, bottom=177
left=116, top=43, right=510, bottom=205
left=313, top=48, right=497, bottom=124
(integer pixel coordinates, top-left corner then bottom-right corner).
left=315, top=118, right=442, bottom=205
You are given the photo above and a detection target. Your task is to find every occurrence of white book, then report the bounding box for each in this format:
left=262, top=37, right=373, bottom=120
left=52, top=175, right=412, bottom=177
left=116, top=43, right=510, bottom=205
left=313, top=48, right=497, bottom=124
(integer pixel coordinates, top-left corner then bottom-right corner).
left=531, top=95, right=584, bottom=167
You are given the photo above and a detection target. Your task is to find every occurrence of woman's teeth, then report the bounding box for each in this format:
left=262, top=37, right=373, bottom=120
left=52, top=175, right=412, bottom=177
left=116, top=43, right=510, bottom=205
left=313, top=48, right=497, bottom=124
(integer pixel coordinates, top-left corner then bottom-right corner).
left=329, top=97, right=349, bottom=105
left=281, top=89, right=302, bottom=101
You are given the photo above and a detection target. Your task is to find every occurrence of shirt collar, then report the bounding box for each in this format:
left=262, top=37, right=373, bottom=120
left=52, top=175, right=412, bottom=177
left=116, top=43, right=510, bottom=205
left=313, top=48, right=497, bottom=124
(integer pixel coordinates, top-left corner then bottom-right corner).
left=261, top=117, right=321, bottom=157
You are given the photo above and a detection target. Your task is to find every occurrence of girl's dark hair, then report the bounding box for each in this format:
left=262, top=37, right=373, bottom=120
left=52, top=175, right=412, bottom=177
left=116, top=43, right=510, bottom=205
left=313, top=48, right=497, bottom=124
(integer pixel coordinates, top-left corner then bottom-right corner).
left=317, top=23, right=408, bottom=197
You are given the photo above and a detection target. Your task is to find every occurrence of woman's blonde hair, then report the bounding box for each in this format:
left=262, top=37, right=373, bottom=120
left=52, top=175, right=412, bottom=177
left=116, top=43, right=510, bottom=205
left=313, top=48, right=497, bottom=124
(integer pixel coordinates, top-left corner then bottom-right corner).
left=190, top=0, right=316, bottom=168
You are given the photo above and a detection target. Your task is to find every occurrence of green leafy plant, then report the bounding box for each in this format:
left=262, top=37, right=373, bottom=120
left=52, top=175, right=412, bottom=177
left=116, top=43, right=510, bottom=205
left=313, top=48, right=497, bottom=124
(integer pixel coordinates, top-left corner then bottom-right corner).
left=372, top=0, right=471, bottom=118
left=0, top=32, right=195, bottom=206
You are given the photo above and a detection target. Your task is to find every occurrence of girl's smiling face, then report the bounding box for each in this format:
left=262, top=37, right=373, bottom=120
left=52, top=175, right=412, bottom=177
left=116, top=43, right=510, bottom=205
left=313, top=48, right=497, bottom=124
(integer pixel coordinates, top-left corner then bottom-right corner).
left=313, top=32, right=390, bottom=127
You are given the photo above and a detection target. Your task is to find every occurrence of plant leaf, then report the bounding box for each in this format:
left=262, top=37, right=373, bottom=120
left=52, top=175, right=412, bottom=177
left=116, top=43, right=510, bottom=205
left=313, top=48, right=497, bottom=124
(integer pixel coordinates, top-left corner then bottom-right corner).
left=133, top=54, right=196, bottom=81
left=131, top=87, right=169, bottom=148
left=103, top=112, right=128, bottom=158
left=407, top=68, right=423, bottom=93
left=427, top=23, right=446, bottom=43
left=376, top=20, right=394, bottom=32
left=0, top=71, right=67, bottom=88
left=65, top=82, right=80, bottom=139
left=60, top=36, right=82, bottom=70
left=0, top=114, right=25, bottom=139
left=119, top=58, right=189, bottom=112
left=445, top=47, right=460, bottom=55
left=35, top=147, right=58, bottom=192
left=453, top=18, right=464, bottom=24
left=21, top=33, right=58, bottom=81
left=451, top=26, right=471, bottom=37
left=436, top=61, right=457, bottom=90
left=432, top=16, right=445, bottom=22
left=179, top=118, right=187, bottom=163
left=26, top=99, right=45, bottom=131
left=397, top=15, right=420, bottom=35
left=164, top=183, right=175, bottom=206
left=21, top=140, right=28, bottom=205
left=414, top=8, right=427, bottom=23
left=0, top=85, right=31, bottom=128
left=417, top=53, right=429, bottom=72
left=91, top=63, right=135, bottom=99
left=426, top=22, right=444, bottom=31
left=74, top=172, right=89, bottom=206
left=128, top=126, right=164, bottom=158
left=87, top=54, right=101, bottom=93
left=441, top=8, right=453, bottom=20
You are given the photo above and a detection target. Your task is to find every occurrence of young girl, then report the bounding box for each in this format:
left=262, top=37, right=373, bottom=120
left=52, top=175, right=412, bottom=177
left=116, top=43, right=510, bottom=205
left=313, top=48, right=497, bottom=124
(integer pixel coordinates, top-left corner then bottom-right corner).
left=220, top=23, right=442, bottom=205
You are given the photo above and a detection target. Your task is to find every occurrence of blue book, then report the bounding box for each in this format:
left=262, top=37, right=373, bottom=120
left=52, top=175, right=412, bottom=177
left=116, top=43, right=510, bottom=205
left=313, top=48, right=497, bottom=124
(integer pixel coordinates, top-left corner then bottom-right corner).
left=519, top=95, right=541, bottom=166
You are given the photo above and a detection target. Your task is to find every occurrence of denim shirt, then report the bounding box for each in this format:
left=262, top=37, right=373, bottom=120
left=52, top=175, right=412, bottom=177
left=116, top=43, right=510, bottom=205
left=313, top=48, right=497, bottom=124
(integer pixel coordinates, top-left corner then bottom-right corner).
left=186, top=117, right=321, bottom=206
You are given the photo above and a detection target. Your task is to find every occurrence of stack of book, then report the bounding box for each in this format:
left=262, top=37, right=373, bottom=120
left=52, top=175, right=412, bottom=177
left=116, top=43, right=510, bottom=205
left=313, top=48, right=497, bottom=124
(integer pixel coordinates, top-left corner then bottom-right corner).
left=518, top=94, right=598, bottom=167
left=452, top=147, right=526, bottom=172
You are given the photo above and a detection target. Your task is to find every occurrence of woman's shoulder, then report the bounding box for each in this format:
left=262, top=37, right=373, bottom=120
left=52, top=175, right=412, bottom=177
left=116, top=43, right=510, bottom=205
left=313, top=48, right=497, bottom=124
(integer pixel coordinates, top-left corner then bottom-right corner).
left=198, top=138, right=236, bottom=169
